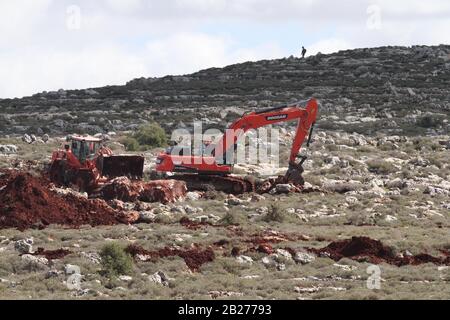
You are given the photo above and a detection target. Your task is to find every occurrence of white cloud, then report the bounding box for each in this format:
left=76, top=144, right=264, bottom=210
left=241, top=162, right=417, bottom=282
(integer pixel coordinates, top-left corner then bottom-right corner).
left=307, top=39, right=352, bottom=55
left=0, top=0, right=448, bottom=98
left=105, top=0, right=142, bottom=14
left=153, top=0, right=324, bottom=20
left=145, top=33, right=284, bottom=76
left=0, top=0, right=52, bottom=42
left=232, top=43, right=284, bottom=62
left=376, top=0, right=450, bottom=16
left=145, top=33, right=229, bottom=75
left=175, top=0, right=227, bottom=13
left=0, top=32, right=283, bottom=98
left=0, top=45, right=147, bottom=98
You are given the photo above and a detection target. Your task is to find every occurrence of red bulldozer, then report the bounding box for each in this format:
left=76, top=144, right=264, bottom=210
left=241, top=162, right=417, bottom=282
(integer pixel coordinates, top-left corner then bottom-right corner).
left=49, top=135, right=144, bottom=192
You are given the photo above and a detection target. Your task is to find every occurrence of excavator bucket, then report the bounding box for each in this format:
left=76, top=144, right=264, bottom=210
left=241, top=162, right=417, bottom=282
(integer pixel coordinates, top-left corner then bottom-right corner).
left=100, top=155, right=145, bottom=179
left=285, top=162, right=305, bottom=186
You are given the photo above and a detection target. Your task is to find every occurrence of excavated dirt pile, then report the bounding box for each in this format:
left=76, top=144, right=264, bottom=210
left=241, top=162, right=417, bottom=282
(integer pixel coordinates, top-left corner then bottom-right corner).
left=101, top=177, right=187, bottom=204
left=126, top=244, right=215, bottom=271
left=179, top=217, right=213, bottom=230
left=0, top=170, right=130, bottom=230
left=246, top=230, right=297, bottom=245
left=310, top=237, right=450, bottom=266
left=33, top=248, right=72, bottom=260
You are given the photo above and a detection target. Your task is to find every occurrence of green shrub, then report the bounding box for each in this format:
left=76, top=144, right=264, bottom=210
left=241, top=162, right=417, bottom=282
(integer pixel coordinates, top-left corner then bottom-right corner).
left=429, top=157, right=443, bottom=169
left=412, top=138, right=428, bottom=151
left=120, top=122, right=168, bottom=151
left=133, top=122, right=167, bottom=149
left=417, top=115, right=444, bottom=128
left=400, top=169, right=414, bottom=179
left=263, top=204, right=285, bottom=223
left=99, top=243, right=133, bottom=277
left=121, top=136, right=140, bottom=152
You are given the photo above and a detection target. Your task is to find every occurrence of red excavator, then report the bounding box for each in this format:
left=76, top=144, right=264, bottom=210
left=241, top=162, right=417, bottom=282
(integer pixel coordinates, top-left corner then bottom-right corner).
left=155, top=98, right=318, bottom=194
left=49, top=135, right=144, bottom=192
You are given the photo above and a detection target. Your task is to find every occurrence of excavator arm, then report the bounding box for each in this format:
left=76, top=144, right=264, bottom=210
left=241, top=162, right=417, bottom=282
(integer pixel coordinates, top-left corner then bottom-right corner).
left=216, top=99, right=318, bottom=172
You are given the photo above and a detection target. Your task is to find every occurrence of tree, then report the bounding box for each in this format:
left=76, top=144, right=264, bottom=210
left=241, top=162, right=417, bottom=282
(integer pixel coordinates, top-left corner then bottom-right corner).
left=417, top=115, right=443, bottom=128
left=133, top=122, right=167, bottom=149
left=100, top=243, right=133, bottom=277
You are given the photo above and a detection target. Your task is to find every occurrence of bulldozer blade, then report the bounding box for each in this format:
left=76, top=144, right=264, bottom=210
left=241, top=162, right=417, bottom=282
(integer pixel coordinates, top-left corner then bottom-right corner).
left=100, top=155, right=145, bottom=179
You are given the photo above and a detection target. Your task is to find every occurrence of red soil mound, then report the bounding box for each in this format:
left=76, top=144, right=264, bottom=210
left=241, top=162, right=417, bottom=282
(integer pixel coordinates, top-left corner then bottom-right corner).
left=257, top=244, right=274, bottom=254
left=213, top=239, right=229, bottom=247
left=310, top=237, right=449, bottom=266
left=179, top=217, right=212, bottom=230
left=246, top=230, right=294, bottom=245
left=101, top=177, right=187, bottom=204
left=318, top=236, right=396, bottom=263
left=0, top=170, right=128, bottom=230
left=126, top=244, right=215, bottom=271
left=231, top=247, right=241, bottom=257
left=33, top=248, right=72, bottom=260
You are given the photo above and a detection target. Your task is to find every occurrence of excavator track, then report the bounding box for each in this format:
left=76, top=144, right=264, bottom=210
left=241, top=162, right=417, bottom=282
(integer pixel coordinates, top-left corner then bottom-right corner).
left=172, top=174, right=256, bottom=195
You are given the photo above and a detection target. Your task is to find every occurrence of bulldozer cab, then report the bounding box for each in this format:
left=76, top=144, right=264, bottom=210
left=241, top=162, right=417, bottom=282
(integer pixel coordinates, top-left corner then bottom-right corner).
left=67, top=135, right=102, bottom=163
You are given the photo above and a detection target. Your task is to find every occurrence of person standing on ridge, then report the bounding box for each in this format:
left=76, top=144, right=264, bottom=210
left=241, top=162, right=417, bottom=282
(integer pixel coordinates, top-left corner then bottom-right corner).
left=301, top=46, right=307, bottom=58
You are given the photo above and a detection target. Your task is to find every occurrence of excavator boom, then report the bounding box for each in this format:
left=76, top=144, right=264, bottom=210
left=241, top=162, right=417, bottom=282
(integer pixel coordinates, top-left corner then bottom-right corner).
left=155, top=98, right=319, bottom=193
left=215, top=98, right=318, bottom=166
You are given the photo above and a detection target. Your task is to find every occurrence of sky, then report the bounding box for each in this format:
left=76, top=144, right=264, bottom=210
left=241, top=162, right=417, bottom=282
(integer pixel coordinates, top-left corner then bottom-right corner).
left=0, top=0, right=449, bottom=98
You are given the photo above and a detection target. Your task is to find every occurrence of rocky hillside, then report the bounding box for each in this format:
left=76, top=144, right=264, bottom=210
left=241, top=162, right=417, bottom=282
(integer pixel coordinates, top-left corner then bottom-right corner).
left=1, top=45, right=449, bottom=136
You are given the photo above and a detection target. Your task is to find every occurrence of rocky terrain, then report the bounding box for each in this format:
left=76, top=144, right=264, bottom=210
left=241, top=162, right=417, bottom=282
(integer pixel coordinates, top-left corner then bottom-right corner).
left=0, top=45, right=449, bottom=300
left=0, top=128, right=449, bottom=299
left=0, top=45, right=449, bottom=137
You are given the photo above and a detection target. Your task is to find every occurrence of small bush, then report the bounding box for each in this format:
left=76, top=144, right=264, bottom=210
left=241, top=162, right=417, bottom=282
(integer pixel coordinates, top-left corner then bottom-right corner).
left=367, top=159, right=397, bottom=175
left=417, top=115, right=443, bottom=128
left=121, top=122, right=168, bottom=151
left=346, top=212, right=376, bottom=226
left=263, top=204, right=285, bottom=223
left=121, top=136, right=140, bottom=151
left=429, top=157, right=443, bottom=169
left=133, top=122, right=167, bottom=149
left=99, top=243, right=133, bottom=277
left=400, top=169, right=414, bottom=179
left=324, top=182, right=362, bottom=193
left=220, top=212, right=241, bottom=226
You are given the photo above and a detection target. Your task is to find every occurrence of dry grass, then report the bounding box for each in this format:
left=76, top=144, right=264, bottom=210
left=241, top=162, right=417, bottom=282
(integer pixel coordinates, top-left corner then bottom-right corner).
left=0, top=133, right=449, bottom=299
left=0, top=220, right=448, bottom=300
